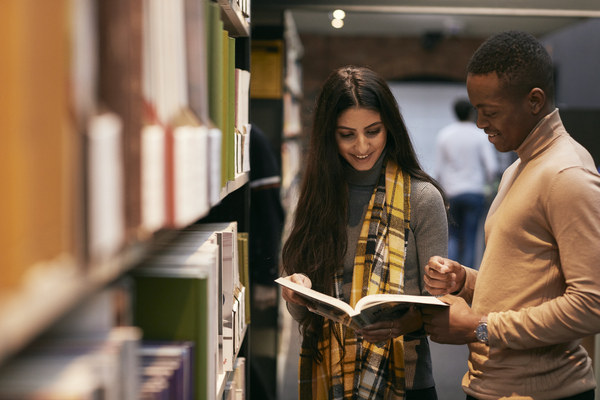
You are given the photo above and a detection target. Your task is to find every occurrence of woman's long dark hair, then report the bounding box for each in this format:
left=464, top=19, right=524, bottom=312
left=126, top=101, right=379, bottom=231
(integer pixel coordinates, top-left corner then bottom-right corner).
left=281, top=65, right=446, bottom=361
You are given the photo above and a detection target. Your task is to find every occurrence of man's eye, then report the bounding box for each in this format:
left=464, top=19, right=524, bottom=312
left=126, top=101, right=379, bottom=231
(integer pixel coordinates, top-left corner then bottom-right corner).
left=484, top=113, right=496, bottom=118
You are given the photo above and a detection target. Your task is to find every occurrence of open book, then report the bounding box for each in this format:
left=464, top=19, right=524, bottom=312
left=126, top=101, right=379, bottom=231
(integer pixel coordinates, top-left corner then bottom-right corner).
left=276, top=277, right=448, bottom=330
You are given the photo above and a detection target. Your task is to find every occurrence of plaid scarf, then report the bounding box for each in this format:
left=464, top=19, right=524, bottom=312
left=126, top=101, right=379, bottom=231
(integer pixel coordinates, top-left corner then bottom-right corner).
left=299, top=160, right=411, bottom=399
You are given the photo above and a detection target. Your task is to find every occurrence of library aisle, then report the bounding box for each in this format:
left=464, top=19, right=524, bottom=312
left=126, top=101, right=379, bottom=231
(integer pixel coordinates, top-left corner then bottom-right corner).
left=276, top=301, right=469, bottom=400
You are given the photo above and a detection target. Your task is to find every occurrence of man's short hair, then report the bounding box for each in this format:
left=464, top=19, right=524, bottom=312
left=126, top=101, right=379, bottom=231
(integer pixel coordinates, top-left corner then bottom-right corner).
left=467, top=30, right=555, bottom=100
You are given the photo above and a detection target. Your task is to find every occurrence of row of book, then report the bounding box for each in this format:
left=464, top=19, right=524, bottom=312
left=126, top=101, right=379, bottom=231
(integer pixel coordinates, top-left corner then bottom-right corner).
left=0, top=0, right=251, bottom=366
left=0, top=332, right=243, bottom=400
left=140, top=341, right=196, bottom=400
left=0, top=221, right=249, bottom=399
left=87, top=0, right=252, bottom=263
left=1, top=0, right=250, bottom=282
left=222, top=358, right=246, bottom=400
left=132, top=221, right=250, bottom=399
left=0, top=327, right=142, bottom=400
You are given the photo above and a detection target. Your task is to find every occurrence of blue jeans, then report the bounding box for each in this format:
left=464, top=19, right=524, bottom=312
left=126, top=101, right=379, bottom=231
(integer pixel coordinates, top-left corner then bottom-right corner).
left=448, top=193, right=485, bottom=268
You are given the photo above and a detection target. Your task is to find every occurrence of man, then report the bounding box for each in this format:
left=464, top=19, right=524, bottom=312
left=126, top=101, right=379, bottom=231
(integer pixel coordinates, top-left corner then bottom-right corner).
left=434, top=98, right=499, bottom=269
left=422, top=30, right=600, bottom=400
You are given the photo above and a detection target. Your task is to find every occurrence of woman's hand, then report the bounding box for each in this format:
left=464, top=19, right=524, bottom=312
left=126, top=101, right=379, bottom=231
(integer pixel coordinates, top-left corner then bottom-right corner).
left=357, top=305, right=423, bottom=343
left=423, top=256, right=466, bottom=296
left=280, top=273, right=315, bottom=309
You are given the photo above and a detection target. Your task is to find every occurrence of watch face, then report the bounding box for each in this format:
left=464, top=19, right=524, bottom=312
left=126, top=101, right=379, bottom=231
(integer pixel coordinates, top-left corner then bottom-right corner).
left=476, top=322, right=488, bottom=343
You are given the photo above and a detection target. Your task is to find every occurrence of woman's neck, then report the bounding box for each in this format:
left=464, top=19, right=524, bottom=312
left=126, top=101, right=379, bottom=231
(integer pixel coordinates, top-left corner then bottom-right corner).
left=343, top=151, right=387, bottom=187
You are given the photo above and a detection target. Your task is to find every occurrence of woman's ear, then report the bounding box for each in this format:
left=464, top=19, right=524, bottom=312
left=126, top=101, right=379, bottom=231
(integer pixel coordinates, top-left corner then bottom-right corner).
left=528, top=88, right=546, bottom=115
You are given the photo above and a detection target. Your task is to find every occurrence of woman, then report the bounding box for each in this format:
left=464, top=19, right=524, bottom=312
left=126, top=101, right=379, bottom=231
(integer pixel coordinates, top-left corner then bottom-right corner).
left=280, top=66, right=448, bottom=399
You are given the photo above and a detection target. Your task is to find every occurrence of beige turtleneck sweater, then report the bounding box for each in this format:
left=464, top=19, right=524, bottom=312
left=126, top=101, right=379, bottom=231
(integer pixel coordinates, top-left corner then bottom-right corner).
left=460, top=109, right=600, bottom=399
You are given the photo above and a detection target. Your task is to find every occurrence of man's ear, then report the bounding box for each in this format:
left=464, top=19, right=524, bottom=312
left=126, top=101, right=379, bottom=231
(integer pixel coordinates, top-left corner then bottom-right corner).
left=528, top=88, right=546, bottom=115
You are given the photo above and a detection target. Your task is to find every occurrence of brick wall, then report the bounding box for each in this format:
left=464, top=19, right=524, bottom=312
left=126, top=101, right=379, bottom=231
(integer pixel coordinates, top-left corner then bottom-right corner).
left=297, top=34, right=485, bottom=134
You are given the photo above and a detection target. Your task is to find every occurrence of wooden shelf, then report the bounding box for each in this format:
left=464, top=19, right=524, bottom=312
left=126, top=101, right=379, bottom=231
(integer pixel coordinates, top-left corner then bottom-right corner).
left=220, top=172, right=249, bottom=201
left=0, top=240, right=150, bottom=365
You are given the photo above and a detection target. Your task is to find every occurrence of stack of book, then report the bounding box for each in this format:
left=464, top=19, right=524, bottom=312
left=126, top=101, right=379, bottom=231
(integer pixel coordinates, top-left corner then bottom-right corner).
left=132, top=221, right=249, bottom=399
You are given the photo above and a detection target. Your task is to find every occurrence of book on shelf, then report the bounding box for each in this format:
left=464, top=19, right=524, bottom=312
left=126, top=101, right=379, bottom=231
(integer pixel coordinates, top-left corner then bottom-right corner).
left=275, top=277, right=448, bottom=330
left=141, top=124, right=167, bottom=232
left=133, top=235, right=221, bottom=400
left=185, top=222, right=240, bottom=372
left=0, top=0, right=80, bottom=289
left=184, top=0, right=210, bottom=127
left=221, top=31, right=233, bottom=185
left=139, top=340, right=195, bottom=400
left=163, top=0, right=198, bottom=229
left=207, top=126, right=223, bottom=205
left=237, top=233, right=251, bottom=325
left=86, top=111, right=126, bottom=262
left=227, top=36, right=237, bottom=179
left=0, top=327, right=142, bottom=400
left=250, top=40, right=283, bottom=99
left=242, top=122, right=252, bottom=173
left=97, top=0, right=144, bottom=243
left=141, top=0, right=166, bottom=234
left=233, top=357, right=246, bottom=400
left=169, top=109, right=210, bottom=228
left=206, top=0, right=224, bottom=149
left=234, top=68, right=251, bottom=174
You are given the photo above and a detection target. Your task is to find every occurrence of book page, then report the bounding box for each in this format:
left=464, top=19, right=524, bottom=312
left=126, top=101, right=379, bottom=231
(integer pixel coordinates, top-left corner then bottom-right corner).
left=355, top=294, right=447, bottom=312
left=275, top=278, right=356, bottom=319
left=355, top=294, right=448, bottom=327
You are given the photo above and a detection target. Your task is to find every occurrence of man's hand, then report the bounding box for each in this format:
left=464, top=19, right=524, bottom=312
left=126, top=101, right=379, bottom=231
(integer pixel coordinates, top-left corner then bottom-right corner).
left=424, top=256, right=466, bottom=296
left=421, top=295, right=481, bottom=345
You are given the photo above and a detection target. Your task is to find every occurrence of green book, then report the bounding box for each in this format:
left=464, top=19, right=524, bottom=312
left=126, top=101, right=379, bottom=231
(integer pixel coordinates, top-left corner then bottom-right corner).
left=221, top=30, right=230, bottom=185
left=133, top=243, right=219, bottom=400
left=205, top=1, right=225, bottom=187
left=227, top=35, right=236, bottom=180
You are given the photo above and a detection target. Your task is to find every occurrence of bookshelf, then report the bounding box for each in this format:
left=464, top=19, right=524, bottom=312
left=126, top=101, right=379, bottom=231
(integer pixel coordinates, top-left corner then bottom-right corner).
left=0, top=0, right=251, bottom=398
left=250, top=10, right=304, bottom=233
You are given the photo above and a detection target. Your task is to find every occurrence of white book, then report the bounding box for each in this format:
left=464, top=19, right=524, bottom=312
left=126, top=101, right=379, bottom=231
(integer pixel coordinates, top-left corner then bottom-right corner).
left=208, top=127, right=222, bottom=206
left=191, top=222, right=239, bottom=372
left=242, top=123, right=251, bottom=173
left=174, top=125, right=200, bottom=227
left=276, top=277, right=448, bottom=330
left=141, top=125, right=166, bottom=232
left=87, top=112, right=125, bottom=261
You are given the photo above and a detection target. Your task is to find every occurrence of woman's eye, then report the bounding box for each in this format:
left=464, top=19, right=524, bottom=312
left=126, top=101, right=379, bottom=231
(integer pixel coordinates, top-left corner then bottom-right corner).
left=338, top=131, right=354, bottom=139
left=366, top=129, right=381, bottom=135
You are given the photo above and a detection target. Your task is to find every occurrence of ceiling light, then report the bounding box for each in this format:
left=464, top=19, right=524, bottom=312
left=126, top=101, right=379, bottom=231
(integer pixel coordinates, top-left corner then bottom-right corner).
left=331, top=18, right=344, bottom=29
left=332, top=9, right=346, bottom=20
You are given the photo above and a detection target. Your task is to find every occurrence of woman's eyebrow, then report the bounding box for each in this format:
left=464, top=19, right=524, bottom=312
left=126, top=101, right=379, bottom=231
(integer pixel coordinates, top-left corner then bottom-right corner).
left=336, top=121, right=382, bottom=130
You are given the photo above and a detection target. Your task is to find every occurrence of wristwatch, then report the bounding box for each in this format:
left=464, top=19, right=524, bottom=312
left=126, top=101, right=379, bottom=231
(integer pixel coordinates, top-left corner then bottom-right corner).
left=474, top=316, right=489, bottom=345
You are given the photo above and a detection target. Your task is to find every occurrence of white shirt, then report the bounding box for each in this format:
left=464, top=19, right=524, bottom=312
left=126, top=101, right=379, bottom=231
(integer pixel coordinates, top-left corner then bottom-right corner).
left=434, top=121, right=499, bottom=197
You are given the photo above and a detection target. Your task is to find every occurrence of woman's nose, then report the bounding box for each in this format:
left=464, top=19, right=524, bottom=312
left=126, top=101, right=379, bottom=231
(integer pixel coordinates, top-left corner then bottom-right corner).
left=355, top=134, right=368, bottom=152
